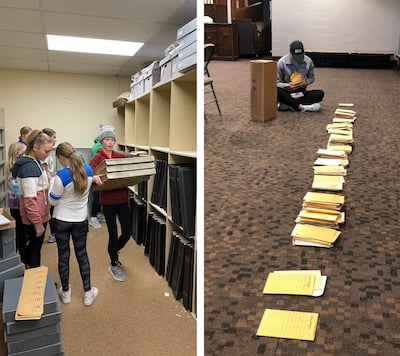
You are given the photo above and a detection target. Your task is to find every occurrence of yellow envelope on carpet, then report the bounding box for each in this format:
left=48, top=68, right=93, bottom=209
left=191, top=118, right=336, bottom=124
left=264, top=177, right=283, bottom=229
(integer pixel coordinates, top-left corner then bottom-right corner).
left=257, top=308, right=319, bottom=341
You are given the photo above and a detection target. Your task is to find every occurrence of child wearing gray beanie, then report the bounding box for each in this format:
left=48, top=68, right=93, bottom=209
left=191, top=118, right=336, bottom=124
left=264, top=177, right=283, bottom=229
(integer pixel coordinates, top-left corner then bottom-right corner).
left=99, top=125, right=116, bottom=142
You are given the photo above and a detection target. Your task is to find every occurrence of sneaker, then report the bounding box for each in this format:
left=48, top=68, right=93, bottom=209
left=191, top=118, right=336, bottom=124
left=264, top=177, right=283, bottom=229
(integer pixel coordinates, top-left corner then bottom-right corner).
left=278, top=102, right=295, bottom=111
left=48, top=234, right=56, bottom=243
left=84, top=287, right=99, bottom=306
left=301, top=103, right=321, bottom=112
left=59, top=286, right=71, bottom=304
left=89, top=217, right=101, bottom=229
left=108, top=261, right=126, bottom=282
left=96, top=213, right=106, bottom=222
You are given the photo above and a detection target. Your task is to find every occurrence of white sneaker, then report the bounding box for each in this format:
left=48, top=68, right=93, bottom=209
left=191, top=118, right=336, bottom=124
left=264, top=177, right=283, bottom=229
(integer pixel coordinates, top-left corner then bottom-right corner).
left=89, top=217, right=101, bottom=229
left=301, top=103, right=321, bottom=112
left=59, top=286, right=71, bottom=304
left=84, top=287, right=98, bottom=306
left=96, top=213, right=106, bottom=222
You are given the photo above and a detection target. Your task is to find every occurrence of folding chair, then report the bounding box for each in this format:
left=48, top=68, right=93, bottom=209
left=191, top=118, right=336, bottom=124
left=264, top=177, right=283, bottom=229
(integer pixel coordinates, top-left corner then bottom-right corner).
left=204, top=44, right=222, bottom=117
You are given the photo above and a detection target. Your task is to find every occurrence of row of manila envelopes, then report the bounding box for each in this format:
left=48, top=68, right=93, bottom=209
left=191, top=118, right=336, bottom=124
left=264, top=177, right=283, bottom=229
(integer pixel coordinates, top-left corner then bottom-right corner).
left=257, top=105, right=356, bottom=342
left=293, top=105, right=356, bottom=247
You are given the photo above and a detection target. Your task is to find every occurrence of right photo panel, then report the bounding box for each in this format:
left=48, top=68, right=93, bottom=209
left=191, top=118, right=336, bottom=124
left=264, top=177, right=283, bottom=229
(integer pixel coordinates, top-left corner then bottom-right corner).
left=204, top=0, right=400, bottom=355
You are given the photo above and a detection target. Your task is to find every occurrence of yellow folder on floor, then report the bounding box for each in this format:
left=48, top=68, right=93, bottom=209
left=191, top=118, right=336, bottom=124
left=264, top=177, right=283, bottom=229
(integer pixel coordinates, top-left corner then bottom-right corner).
left=291, top=223, right=341, bottom=248
left=329, top=133, right=353, bottom=144
left=303, top=192, right=345, bottom=205
left=317, top=147, right=347, bottom=158
left=263, top=271, right=316, bottom=295
left=296, top=209, right=344, bottom=224
left=334, top=108, right=356, bottom=119
left=326, top=123, right=353, bottom=131
left=326, top=144, right=353, bottom=154
left=313, top=165, right=347, bottom=176
left=312, top=175, right=345, bottom=191
left=332, top=117, right=356, bottom=124
left=256, top=309, right=319, bottom=341
left=263, top=270, right=327, bottom=297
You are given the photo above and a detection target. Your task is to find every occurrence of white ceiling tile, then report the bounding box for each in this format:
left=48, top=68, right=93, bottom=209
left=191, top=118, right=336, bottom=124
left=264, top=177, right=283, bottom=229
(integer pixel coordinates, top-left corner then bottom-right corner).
left=48, top=61, right=123, bottom=76
left=0, top=0, right=196, bottom=76
left=0, top=31, right=45, bottom=49
left=0, top=46, right=47, bottom=60
left=0, top=0, right=41, bottom=10
left=42, top=0, right=188, bottom=22
left=48, top=51, right=131, bottom=66
left=43, top=12, right=163, bottom=42
left=0, top=57, right=48, bottom=71
left=146, top=23, right=180, bottom=45
left=0, top=7, right=42, bottom=32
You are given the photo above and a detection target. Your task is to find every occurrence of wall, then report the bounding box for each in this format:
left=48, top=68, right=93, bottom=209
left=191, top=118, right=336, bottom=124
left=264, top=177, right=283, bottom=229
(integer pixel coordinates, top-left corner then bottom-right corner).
left=272, top=0, right=400, bottom=56
left=0, top=69, right=130, bottom=151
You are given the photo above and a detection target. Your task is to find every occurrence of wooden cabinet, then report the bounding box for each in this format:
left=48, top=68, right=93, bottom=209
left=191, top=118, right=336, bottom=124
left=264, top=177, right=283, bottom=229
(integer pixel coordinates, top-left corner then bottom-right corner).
left=204, top=0, right=228, bottom=23
left=205, top=23, right=239, bottom=60
left=115, top=69, right=197, bottom=314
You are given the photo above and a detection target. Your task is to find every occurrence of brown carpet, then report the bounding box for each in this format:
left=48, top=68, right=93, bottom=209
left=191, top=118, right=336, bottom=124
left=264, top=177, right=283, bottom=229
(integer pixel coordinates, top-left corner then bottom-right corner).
left=0, top=222, right=196, bottom=355
left=204, top=60, right=400, bottom=355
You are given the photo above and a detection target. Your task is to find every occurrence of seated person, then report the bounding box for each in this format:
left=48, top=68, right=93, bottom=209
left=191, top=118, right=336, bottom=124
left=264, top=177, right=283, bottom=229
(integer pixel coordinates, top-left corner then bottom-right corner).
left=277, top=40, right=324, bottom=112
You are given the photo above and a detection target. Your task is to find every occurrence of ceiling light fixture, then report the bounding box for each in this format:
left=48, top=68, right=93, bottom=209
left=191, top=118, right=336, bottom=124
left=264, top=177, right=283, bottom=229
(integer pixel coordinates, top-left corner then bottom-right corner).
left=46, top=34, right=144, bottom=56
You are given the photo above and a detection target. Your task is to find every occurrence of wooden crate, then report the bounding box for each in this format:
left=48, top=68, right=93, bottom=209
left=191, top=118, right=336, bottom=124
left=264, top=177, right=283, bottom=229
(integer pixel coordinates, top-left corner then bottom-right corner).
left=93, top=156, right=156, bottom=191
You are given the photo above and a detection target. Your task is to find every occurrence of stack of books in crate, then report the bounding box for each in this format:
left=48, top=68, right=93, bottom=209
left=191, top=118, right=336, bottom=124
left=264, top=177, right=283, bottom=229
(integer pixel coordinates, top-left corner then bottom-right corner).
left=93, top=156, right=156, bottom=191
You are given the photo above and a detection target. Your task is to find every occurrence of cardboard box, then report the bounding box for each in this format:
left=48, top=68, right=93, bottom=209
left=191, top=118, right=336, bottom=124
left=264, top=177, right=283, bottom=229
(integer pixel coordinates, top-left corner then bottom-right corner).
left=160, top=56, right=172, bottom=83
left=3, top=274, right=61, bottom=334
left=178, top=30, right=197, bottom=51
left=177, top=52, right=196, bottom=73
left=250, top=60, right=277, bottom=121
left=171, top=55, right=180, bottom=79
left=177, top=18, right=196, bottom=40
left=0, top=253, right=20, bottom=272
left=0, top=263, right=25, bottom=301
left=143, top=67, right=161, bottom=93
left=130, top=74, right=144, bottom=99
left=178, top=41, right=196, bottom=61
left=93, top=156, right=156, bottom=191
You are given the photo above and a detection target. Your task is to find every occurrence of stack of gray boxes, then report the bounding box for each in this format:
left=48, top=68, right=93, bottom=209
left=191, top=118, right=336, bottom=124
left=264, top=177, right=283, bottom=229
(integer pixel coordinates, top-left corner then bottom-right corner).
left=0, top=211, right=25, bottom=301
left=176, top=18, right=197, bottom=73
left=130, top=17, right=197, bottom=98
left=2, top=273, right=64, bottom=355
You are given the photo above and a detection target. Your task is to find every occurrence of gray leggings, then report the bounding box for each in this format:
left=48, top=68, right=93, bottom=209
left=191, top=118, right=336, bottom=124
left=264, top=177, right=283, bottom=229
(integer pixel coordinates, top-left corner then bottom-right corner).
left=54, top=219, right=91, bottom=292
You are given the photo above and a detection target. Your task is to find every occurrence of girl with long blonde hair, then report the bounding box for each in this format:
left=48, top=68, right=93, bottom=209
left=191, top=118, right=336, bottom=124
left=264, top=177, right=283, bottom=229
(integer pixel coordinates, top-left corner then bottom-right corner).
left=49, top=142, right=98, bottom=306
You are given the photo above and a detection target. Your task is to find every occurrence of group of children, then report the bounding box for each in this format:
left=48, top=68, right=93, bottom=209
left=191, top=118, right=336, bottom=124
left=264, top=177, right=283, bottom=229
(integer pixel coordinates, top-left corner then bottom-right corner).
left=6, top=124, right=132, bottom=306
